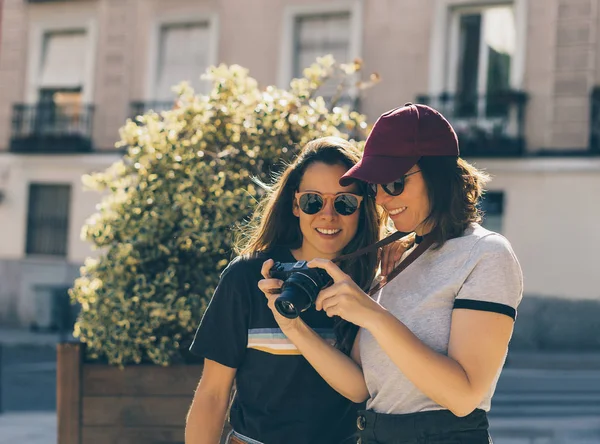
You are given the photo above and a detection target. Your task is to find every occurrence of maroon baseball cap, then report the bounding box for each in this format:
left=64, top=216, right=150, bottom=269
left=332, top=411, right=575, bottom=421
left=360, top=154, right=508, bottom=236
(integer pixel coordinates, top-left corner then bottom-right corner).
left=340, top=103, right=459, bottom=186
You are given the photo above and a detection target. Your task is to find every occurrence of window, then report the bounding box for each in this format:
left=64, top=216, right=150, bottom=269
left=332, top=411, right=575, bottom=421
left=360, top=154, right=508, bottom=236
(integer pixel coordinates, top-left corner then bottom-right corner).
left=26, top=184, right=71, bottom=256
left=36, top=31, right=86, bottom=134
left=39, top=30, right=87, bottom=91
left=35, top=88, right=84, bottom=135
left=293, top=13, right=351, bottom=101
left=156, top=22, right=211, bottom=100
left=480, top=191, right=504, bottom=233
left=450, top=5, right=516, bottom=118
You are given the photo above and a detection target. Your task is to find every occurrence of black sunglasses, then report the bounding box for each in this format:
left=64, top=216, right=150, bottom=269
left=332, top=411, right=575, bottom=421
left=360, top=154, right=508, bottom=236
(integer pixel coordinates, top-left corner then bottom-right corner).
left=367, top=170, right=422, bottom=197
left=296, top=191, right=364, bottom=216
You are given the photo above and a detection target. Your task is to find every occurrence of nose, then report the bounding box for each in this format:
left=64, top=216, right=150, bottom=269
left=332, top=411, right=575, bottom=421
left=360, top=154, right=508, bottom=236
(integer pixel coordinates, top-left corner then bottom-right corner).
left=375, top=185, right=391, bottom=206
left=320, top=197, right=337, bottom=219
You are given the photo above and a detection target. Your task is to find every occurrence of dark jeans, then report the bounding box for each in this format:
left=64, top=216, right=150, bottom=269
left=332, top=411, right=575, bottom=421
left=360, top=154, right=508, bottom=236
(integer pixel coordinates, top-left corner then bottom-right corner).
left=355, top=409, right=492, bottom=444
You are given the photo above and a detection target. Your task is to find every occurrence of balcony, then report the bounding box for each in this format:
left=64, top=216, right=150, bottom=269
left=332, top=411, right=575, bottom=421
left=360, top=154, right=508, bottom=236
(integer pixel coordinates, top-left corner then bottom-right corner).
left=589, top=87, right=600, bottom=153
left=415, top=91, right=528, bottom=157
left=10, top=103, right=94, bottom=154
left=129, top=101, right=177, bottom=120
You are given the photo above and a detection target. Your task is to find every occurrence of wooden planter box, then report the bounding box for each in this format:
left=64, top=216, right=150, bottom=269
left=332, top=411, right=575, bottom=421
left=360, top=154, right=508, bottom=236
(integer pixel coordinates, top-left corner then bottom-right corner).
left=57, top=343, right=231, bottom=444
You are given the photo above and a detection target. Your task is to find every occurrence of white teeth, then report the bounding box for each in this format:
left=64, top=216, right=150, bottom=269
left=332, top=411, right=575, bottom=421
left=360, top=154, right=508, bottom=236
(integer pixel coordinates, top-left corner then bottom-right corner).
left=316, top=228, right=341, bottom=235
left=388, top=207, right=407, bottom=216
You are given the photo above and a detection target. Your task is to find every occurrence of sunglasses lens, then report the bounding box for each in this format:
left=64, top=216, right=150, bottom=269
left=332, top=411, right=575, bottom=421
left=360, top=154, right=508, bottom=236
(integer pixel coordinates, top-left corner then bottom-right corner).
left=383, top=178, right=406, bottom=196
left=298, top=193, right=323, bottom=215
left=334, top=194, right=360, bottom=216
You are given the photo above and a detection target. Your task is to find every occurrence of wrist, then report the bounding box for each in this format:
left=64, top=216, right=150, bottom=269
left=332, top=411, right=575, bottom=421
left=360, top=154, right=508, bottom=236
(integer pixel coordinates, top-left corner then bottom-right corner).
left=280, top=318, right=307, bottom=337
left=362, top=303, right=390, bottom=332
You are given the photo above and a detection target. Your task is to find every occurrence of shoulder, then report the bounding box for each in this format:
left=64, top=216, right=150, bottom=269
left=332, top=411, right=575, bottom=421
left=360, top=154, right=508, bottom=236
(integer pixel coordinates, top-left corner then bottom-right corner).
left=460, top=225, right=523, bottom=289
left=455, top=226, right=524, bottom=308
left=220, top=252, right=269, bottom=282
left=438, top=223, right=514, bottom=255
left=464, top=224, right=519, bottom=262
left=433, top=223, right=521, bottom=275
left=220, top=247, right=293, bottom=282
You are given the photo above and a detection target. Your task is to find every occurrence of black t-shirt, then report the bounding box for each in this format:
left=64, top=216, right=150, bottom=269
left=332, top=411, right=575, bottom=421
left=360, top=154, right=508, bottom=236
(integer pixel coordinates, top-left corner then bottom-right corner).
left=190, top=247, right=359, bottom=444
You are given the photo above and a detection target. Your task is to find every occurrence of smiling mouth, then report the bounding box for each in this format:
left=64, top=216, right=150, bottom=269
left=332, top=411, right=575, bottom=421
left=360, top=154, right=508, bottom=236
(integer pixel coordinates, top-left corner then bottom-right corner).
left=315, top=228, right=341, bottom=235
left=388, top=206, right=407, bottom=216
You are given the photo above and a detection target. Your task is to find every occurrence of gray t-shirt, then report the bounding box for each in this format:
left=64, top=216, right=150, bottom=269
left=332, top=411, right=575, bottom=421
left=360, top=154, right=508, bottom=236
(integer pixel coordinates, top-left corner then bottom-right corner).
left=360, top=223, right=523, bottom=414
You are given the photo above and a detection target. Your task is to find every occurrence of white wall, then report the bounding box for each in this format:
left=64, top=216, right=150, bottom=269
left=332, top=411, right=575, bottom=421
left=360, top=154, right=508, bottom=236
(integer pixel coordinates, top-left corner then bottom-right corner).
left=473, top=157, right=600, bottom=301
left=0, top=154, right=118, bottom=326
left=0, top=154, right=118, bottom=262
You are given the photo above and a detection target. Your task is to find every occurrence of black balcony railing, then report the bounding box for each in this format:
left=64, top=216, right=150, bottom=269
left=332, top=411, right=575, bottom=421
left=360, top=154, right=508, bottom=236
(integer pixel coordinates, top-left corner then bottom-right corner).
left=10, top=103, right=94, bottom=153
left=416, top=91, right=528, bottom=157
left=589, top=87, right=600, bottom=153
left=130, top=101, right=178, bottom=120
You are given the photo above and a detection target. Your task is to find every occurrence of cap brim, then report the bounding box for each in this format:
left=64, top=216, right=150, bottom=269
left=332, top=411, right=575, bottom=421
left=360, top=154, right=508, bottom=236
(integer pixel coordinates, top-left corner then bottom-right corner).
left=340, top=155, right=421, bottom=186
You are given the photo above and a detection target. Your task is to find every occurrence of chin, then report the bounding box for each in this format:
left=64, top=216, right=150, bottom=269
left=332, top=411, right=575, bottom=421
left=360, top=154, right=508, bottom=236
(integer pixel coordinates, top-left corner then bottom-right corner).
left=392, top=222, right=411, bottom=233
left=317, top=245, right=345, bottom=258
left=319, top=247, right=342, bottom=256
left=390, top=216, right=419, bottom=233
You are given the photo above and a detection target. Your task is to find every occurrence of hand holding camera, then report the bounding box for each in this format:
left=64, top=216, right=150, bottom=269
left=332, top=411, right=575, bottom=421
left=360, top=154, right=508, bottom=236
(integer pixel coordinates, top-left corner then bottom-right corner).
left=260, top=256, right=386, bottom=330
left=269, top=260, right=332, bottom=318
left=259, top=258, right=333, bottom=323
left=259, top=259, right=304, bottom=331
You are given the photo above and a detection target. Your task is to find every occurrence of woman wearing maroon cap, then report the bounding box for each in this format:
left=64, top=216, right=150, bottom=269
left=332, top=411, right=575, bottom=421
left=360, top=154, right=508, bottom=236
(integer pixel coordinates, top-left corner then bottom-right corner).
left=259, top=104, right=523, bottom=443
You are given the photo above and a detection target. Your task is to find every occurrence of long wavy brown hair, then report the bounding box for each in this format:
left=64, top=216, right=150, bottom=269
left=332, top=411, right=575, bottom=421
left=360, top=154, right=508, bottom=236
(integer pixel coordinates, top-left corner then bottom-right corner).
left=418, top=156, right=491, bottom=247
left=235, top=137, right=384, bottom=354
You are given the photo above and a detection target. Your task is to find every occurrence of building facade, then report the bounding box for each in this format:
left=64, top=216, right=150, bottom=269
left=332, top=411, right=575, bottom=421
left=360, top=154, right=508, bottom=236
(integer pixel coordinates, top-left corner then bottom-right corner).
left=0, top=0, right=599, bottom=328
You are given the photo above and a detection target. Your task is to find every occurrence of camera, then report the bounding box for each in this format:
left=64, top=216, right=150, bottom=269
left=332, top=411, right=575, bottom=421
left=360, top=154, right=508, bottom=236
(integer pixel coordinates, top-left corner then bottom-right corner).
left=269, top=260, right=332, bottom=319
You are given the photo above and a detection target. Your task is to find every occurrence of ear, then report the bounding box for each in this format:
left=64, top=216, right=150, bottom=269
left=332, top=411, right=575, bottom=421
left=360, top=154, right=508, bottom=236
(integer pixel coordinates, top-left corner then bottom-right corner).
left=292, top=199, right=300, bottom=218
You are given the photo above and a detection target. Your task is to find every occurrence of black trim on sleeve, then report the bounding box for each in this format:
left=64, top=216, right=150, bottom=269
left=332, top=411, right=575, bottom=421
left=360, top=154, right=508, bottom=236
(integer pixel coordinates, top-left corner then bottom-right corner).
left=453, top=299, right=516, bottom=320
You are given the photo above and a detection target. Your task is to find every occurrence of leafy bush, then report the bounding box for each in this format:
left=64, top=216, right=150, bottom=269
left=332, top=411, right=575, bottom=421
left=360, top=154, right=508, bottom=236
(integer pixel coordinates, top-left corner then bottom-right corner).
left=71, top=57, right=379, bottom=367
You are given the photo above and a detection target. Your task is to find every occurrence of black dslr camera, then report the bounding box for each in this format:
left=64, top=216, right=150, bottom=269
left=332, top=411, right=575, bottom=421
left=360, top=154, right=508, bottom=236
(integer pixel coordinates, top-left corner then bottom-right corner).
left=270, top=261, right=332, bottom=319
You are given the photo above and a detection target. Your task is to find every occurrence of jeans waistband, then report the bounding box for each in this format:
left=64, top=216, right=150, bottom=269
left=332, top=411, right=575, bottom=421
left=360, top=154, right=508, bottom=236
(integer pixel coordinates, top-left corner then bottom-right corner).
left=226, top=430, right=264, bottom=444
left=357, top=408, right=489, bottom=442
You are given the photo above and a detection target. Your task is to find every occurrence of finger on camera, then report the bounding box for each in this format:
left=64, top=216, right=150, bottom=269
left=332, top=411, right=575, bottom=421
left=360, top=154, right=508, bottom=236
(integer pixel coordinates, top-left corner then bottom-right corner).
left=323, top=306, right=339, bottom=318
left=321, top=295, right=343, bottom=312
left=258, top=278, right=283, bottom=295
left=263, top=292, right=279, bottom=308
left=315, top=283, right=345, bottom=310
left=307, top=258, right=346, bottom=282
left=261, top=259, right=275, bottom=279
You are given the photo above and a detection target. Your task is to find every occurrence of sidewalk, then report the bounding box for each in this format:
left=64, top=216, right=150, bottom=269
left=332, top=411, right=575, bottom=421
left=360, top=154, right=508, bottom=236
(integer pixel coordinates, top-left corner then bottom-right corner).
left=490, top=415, right=600, bottom=444
left=0, top=412, right=56, bottom=444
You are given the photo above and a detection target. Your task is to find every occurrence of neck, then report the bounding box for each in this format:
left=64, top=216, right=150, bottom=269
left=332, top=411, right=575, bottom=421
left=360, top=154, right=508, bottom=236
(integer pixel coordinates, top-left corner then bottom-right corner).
left=414, top=221, right=435, bottom=236
left=291, top=245, right=338, bottom=262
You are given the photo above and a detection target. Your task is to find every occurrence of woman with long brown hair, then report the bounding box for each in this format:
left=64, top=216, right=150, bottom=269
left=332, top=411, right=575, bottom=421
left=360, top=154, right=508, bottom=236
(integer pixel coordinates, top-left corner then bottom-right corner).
left=185, top=136, right=383, bottom=444
left=259, top=104, right=523, bottom=444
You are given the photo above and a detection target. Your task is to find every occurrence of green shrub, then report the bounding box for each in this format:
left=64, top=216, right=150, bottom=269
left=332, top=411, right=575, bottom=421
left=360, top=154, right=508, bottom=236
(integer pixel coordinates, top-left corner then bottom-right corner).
left=71, top=57, right=379, bottom=367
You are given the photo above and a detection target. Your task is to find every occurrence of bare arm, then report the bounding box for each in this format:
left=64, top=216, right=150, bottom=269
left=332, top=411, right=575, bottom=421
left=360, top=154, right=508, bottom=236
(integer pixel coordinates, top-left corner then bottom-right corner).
left=258, top=259, right=368, bottom=403
left=366, top=308, right=514, bottom=416
left=185, top=359, right=235, bottom=444
left=283, top=321, right=368, bottom=402
left=310, top=247, right=520, bottom=417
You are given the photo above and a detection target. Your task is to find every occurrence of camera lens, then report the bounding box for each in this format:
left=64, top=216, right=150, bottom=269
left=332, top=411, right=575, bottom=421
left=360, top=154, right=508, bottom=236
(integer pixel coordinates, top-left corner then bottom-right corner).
left=274, top=272, right=323, bottom=319
left=275, top=299, right=298, bottom=318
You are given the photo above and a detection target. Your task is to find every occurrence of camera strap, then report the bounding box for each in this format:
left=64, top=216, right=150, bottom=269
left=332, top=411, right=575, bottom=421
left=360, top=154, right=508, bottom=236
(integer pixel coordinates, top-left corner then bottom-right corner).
left=367, top=234, right=434, bottom=296
left=333, top=230, right=435, bottom=296
left=333, top=230, right=407, bottom=263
